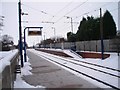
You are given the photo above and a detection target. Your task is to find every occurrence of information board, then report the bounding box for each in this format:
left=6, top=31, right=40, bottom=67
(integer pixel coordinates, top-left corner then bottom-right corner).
left=28, top=30, right=42, bottom=36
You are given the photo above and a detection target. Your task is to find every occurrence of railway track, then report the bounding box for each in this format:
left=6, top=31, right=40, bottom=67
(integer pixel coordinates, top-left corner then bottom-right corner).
left=32, top=50, right=119, bottom=89
left=70, top=58, right=120, bottom=72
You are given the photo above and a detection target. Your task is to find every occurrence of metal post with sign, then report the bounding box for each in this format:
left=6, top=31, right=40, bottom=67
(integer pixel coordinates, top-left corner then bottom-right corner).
left=24, top=27, right=43, bottom=63
left=24, top=27, right=27, bottom=62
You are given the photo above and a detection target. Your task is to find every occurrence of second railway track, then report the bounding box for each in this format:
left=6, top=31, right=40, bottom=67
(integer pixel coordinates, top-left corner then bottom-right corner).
left=32, top=49, right=119, bottom=89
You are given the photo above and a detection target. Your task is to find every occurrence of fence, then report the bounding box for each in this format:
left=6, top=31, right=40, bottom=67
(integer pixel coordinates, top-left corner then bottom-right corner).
left=44, top=38, right=120, bottom=52
left=0, top=51, right=19, bottom=89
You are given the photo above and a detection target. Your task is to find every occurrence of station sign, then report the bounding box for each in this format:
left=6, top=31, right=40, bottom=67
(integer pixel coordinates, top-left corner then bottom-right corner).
left=28, top=30, right=42, bottom=36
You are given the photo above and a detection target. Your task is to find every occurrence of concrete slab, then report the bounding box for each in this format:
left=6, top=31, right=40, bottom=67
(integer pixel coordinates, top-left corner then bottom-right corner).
left=22, top=50, right=100, bottom=88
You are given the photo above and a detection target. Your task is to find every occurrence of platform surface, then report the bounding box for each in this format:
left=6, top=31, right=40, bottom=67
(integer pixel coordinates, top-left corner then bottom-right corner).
left=22, top=50, right=100, bottom=89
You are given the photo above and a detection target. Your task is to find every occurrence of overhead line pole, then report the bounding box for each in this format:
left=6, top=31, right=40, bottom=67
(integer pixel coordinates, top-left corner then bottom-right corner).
left=71, top=17, right=73, bottom=34
left=18, top=0, right=24, bottom=67
left=100, top=8, right=104, bottom=60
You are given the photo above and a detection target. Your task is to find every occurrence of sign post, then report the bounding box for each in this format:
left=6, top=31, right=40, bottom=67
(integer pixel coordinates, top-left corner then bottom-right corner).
left=24, top=27, right=43, bottom=63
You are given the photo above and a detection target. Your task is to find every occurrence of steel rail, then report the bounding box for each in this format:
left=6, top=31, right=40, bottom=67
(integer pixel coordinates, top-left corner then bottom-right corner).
left=39, top=54, right=119, bottom=90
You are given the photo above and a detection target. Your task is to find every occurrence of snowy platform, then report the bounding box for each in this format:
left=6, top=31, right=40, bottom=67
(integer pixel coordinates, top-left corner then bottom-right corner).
left=22, top=50, right=99, bottom=88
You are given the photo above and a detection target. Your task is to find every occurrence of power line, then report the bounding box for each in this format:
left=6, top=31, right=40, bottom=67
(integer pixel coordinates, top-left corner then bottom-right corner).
left=53, top=1, right=74, bottom=17
left=21, top=2, right=118, bottom=39
left=56, top=6, right=119, bottom=35
left=26, top=20, right=54, bottom=24
left=21, top=0, right=88, bottom=31
left=49, top=1, right=88, bottom=34
left=22, top=3, right=54, bottom=17
left=55, top=0, right=88, bottom=23
left=47, top=1, right=74, bottom=25
left=61, top=2, right=118, bottom=26
left=64, top=0, right=88, bottom=16
left=74, top=2, right=114, bottom=20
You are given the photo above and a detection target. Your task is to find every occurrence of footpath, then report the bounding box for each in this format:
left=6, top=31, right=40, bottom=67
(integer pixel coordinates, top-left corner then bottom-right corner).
left=22, top=50, right=100, bottom=89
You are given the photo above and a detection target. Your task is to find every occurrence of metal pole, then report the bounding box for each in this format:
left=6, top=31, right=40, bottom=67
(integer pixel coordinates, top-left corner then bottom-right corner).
left=100, top=8, right=104, bottom=60
left=24, top=27, right=27, bottom=62
left=71, top=17, right=73, bottom=33
left=18, top=0, right=24, bottom=67
left=70, top=17, right=76, bottom=51
left=44, top=32, right=45, bottom=48
left=52, top=27, right=56, bottom=49
left=54, top=27, right=56, bottom=49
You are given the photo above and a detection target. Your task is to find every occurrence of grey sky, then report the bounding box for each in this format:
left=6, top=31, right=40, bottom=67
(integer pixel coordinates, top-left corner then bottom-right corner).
left=1, top=0, right=119, bottom=46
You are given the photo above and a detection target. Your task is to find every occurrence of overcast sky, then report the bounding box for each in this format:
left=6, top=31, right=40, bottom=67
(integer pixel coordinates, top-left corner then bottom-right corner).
left=1, top=0, right=119, bottom=46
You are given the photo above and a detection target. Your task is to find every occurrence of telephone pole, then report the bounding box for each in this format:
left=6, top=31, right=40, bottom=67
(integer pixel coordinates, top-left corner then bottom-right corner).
left=100, top=8, right=104, bottom=60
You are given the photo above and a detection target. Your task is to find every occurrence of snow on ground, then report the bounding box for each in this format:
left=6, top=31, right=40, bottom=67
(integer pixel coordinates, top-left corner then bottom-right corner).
left=0, top=49, right=18, bottom=73
left=82, top=53, right=118, bottom=70
left=0, top=49, right=45, bottom=88
left=30, top=49, right=119, bottom=88
left=63, top=49, right=82, bottom=59
left=0, top=50, right=17, bottom=60
left=14, top=56, right=46, bottom=89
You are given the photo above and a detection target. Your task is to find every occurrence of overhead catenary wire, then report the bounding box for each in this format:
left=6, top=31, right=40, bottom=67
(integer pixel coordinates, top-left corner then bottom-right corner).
left=49, top=1, right=73, bottom=19
left=54, top=0, right=88, bottom=23
left=21, top=3, right=55, bottom=17
left=75, top=2, right=118, bottom=20
left=46, top=0, right=88, bottom=35
left=21, top=2, right=75, bottom=33
left=51, top=1, right=113, bottom=34
left=21, top=1, right=106, bottom=29
left=64, top=0, right=88, bottom=16
left=21, top=2, right=118, bottom=25
left=21, top=2, right=118, bottom=40
left=45, top=1, right=74, bottom=30
left=60, top=2, right=119, bottom=32
left=49, top=2, right=118, bottom=32
left=56, top=6, right=119, bottom=35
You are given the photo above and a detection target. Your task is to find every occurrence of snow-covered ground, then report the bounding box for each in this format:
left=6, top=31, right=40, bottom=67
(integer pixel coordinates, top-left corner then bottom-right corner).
left=0, top=50, right=16, bottom=60
left=0, top=50, right=18, bottom=73
left=14, top=58, right=45, bottom=89
left=1, top=49, right=119, bottom=89
left=30, top=49, right=119, bottom=89
left=0, top=50, right=45, bottom=88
